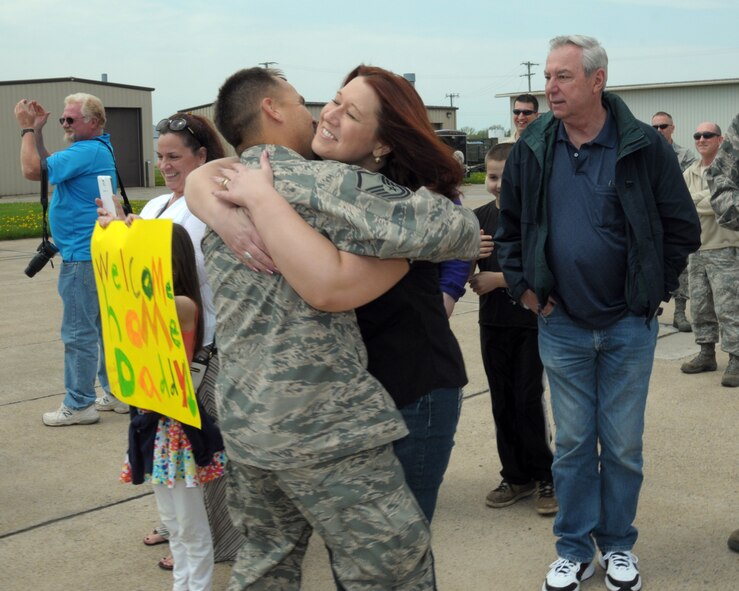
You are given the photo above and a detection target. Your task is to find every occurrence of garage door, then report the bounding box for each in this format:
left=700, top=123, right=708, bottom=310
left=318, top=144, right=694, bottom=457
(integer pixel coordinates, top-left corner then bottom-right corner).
left=106, top=107, right=143, bottom=186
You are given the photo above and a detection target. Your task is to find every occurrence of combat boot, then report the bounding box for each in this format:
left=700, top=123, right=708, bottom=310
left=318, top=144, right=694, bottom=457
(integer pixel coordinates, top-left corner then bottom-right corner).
left=672, top=297, right=692, bottom=332
left=721, top=354, right=739, bottom=387
left=681, top=343, right=717, bottom=374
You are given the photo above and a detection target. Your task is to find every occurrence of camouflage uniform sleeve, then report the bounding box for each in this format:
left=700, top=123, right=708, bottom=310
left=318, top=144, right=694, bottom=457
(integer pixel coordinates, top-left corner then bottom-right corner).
left=310, top=166, right=481, bottom=262
left=707, top=113, right=739, bottom=230
left=678, top=147, right=697, bottom=172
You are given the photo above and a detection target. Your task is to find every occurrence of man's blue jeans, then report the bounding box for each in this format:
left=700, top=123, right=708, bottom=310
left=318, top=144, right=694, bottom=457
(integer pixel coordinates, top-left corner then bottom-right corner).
left=394, top=387, right=463, bottom=522
left=58, top=261, right=109, bottom=410
left=537, top=306, right=658, bottom=562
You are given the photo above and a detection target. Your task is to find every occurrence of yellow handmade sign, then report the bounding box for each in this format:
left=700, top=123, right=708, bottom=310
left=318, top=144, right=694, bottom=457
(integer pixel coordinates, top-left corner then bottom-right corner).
left=91, top=219, right=200, bottom=428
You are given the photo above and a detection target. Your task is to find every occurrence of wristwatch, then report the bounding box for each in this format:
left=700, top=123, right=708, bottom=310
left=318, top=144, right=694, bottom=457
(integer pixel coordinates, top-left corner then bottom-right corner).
left=21, top=128, right=35, bottom=137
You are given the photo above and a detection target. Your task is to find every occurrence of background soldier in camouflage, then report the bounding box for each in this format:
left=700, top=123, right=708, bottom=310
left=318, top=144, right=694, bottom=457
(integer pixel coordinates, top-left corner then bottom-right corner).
left=680, top=122, right=739, bottom=387
left=651, top=111, right=697, bottom=331
left=706, top=112, right=739, bottom=555
left=651, top=111, right=697, bottom=170
left=186, top=67, right=480, bottom=590
left=708, top=112, right=739, bottom=231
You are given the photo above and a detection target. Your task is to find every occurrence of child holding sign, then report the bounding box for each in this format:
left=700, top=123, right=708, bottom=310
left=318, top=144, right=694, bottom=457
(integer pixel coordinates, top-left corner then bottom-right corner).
left=120, top=224, right=224, bottom=591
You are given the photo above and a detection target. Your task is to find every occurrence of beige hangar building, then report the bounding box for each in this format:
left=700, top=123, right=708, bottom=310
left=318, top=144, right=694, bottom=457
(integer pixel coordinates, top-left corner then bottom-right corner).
left=0, top=76, right=154, bottom=197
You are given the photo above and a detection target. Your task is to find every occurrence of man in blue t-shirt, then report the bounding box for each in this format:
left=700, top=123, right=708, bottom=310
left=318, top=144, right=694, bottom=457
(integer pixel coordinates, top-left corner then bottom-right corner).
left=15, top=93, right=118, bottom=426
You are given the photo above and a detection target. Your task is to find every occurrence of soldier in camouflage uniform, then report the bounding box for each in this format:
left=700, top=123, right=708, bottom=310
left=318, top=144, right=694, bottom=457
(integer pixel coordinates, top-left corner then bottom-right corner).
left=186, top=68, right=481, bottom=590
left=680, top=122, right=739, bottom=388
left=651, top=111, right=697, bottom=331
left=708, top=112, right=739, bottom=231
left=706, top=111, right=739, bottom=556
left=651, top=111, right=698, bottom=171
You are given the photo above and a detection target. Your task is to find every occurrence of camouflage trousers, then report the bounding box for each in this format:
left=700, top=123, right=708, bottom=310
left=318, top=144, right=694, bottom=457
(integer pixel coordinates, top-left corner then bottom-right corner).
left=224, top=444, right=436, bottom=590
left=671, top=268, right=690, bottom=300
left=688, top=248, right=739, bottom=354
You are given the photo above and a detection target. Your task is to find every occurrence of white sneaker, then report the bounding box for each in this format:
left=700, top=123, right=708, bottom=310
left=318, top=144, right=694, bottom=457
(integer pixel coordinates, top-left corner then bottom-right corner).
left=95, top=392, right=129, bottom=414
left=599, top=551, right=641, bottom=591
left=542, top=557, right=595, bottom=591
left=42, top=403, right=100, bottom=426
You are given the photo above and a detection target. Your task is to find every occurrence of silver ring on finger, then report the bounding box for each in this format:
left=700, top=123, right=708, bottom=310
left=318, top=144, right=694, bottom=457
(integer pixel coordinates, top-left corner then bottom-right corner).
left=243, top=250, right=253, bottom=261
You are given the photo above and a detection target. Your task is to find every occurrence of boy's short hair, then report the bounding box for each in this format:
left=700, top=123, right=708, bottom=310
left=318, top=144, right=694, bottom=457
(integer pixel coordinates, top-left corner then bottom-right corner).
left=485, top=143, right=513, bottom=163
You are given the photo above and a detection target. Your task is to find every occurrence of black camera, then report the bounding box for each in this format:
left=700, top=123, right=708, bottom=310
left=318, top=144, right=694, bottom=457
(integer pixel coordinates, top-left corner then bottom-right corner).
left=25, top=239, right=59, bottom=278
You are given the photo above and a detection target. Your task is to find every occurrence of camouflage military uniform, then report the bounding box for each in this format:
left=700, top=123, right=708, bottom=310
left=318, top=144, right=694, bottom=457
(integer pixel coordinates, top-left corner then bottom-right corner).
left=672, top=261, right=690, bottom=300
left=203, top=144, right=480, bottom=590
left=672, top=141, right=698, bottom=300
left=673, top=140, right=697, bottom=172
left=707, top=113, right=739, bottom=231
left=684, top=160, right=739, bottom=355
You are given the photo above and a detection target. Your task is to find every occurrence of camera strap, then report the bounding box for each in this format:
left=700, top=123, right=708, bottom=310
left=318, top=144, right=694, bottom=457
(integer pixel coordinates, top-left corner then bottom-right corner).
left=94, top=138, right=133, bottom=216
left=39, top=160, right=51, bottom=243
left=35, top=160, right=60, bottom=271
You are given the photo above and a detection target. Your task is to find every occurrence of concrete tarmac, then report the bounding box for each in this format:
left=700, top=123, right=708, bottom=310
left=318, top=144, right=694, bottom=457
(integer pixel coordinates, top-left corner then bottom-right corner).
left=0, top=186, right=737, bottom=590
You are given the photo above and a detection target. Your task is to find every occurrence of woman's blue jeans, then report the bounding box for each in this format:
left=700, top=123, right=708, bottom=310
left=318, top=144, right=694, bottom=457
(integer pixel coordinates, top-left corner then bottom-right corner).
left=393, top=387, right=463, bottom=522
left=537, top=307, right=658, bottom=562
left=58, top=261, right=109, bottom=409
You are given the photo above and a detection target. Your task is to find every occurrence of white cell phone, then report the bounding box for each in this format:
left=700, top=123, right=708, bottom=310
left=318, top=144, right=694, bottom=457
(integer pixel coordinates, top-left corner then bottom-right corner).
left=97, top=175, right=116, bottom=216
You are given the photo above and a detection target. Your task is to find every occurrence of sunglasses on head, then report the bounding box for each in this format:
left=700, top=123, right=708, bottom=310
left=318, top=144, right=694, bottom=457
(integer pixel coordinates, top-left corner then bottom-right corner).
left=156, top=118, right=196, bottom=137
left=652, top=124, right=671, bottom=130
left=513, top=109, right=536, bottom=116
left=693, top=131, right=719, bottom=140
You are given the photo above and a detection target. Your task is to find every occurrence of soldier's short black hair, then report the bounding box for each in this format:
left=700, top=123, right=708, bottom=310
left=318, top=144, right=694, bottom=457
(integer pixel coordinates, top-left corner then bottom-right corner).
left=214, top=67, right=286, bottom=153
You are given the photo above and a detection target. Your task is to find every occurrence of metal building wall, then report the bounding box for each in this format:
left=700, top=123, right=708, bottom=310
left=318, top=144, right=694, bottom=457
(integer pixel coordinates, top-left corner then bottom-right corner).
left=428, top=106, right=458, bottom=130
left=175, top=103, right=235, bottom=157
left=0, top=78, right=154, bottom=197
left=611, top=84, right=738, bottom=148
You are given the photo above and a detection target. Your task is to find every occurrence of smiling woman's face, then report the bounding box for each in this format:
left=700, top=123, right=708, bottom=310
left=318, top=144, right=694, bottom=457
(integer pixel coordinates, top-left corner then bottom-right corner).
left=311, top=77, right=389, bottom=171
left=156, top=132, right=205, bottom=197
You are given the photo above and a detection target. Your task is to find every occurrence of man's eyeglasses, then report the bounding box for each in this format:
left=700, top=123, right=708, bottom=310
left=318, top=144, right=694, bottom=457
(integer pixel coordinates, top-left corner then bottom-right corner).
left=156, top=118, right=196, bottom=137
left=59, top=117, right=80, bottom=125
left=693, top=131, right=719, bottom=140
left=652, top=124, right=671, bottom=130
left=513, top=109, right=536, bottom=116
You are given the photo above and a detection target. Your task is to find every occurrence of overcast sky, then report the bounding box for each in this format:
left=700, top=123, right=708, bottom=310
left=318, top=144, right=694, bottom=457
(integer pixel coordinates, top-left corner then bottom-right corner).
left=2, top=0, right=737, bottom=132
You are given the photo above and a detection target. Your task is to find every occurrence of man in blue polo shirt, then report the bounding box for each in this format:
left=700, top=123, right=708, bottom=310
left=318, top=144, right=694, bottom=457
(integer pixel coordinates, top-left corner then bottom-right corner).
left=495, top=36, right=700, bottom=591
left=15, top=93, right=117, bottom=426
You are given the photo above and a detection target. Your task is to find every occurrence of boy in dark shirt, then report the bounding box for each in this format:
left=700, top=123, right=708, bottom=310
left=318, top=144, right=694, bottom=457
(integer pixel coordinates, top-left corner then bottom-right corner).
left=470, top=143, right=557, bottom=516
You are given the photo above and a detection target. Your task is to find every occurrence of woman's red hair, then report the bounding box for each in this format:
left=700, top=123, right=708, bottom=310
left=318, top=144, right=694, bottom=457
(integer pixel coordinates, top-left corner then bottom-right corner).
left=343, top=65, right=462, bottom=200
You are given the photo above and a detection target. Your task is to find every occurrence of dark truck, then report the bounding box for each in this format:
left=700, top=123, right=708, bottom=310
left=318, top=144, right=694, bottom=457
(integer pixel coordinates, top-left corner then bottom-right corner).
left=435, top=130, right=495, bottom=174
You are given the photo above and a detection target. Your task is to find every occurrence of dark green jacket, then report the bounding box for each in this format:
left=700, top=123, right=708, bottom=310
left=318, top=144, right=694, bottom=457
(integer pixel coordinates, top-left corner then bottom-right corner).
left=495, top=92, right=701, bottom=321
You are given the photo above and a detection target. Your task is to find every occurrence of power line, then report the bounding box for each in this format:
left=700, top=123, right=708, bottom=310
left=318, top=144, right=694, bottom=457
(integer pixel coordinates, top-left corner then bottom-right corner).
left=259, top=61, right=278, bottom=69
left=445, top=93, right=460, bottom=107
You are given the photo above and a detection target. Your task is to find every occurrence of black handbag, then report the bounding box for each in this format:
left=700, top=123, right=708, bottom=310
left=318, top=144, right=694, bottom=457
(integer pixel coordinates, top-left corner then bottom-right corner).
left=190, top=343, right=217, bottom=394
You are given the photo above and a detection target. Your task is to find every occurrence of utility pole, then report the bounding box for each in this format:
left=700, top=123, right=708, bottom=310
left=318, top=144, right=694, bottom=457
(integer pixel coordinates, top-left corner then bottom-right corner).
left=520, top=61, right=539, bottom=92
left=445, top=93, right=459, bottom=107
left=259, top=61, right=278, bottom=69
